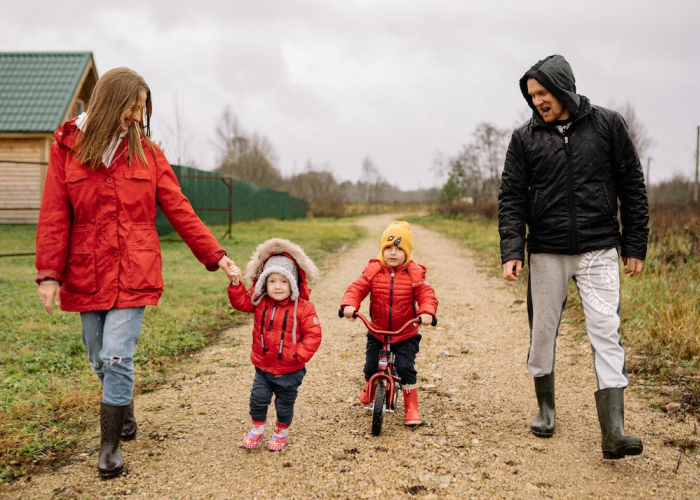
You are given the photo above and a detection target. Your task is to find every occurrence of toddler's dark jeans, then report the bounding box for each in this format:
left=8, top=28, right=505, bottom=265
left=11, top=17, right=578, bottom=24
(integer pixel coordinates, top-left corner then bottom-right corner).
left=249, top=366, right=306, bottom=425
left=364, top=333, right=421, bottom=385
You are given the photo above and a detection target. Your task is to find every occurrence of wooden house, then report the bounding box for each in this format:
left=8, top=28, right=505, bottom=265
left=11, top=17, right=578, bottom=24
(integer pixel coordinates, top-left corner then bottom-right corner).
left=0, top=52, right=97, bottom=223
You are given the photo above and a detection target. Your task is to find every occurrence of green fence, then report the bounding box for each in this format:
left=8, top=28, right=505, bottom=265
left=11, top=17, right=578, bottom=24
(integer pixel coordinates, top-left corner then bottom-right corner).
left=156, top=165, right=307, bottom=237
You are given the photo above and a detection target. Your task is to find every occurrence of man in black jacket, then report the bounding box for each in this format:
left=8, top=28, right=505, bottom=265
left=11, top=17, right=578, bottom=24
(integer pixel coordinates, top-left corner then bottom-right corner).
left=498, top=55, right=649, bottom=459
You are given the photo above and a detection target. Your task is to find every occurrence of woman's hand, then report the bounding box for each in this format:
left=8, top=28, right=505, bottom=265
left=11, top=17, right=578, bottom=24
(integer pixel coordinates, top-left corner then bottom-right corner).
left=218, top=255, right=240, bottom=285
left=39, top=282, right=61, bottom=314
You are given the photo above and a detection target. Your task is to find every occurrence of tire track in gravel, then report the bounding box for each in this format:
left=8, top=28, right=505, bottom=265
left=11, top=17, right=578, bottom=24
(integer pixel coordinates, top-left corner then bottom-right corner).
left=5, top=215, right=699, bottom=499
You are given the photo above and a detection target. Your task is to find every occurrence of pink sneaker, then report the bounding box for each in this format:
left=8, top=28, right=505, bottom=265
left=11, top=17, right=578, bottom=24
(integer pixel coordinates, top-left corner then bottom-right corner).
left=242, top=431, right=264, bottom=449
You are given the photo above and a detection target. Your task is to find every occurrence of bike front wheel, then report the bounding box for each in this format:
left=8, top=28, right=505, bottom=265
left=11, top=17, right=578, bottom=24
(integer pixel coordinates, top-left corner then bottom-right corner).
left=371, top=383, right=387, bottom=436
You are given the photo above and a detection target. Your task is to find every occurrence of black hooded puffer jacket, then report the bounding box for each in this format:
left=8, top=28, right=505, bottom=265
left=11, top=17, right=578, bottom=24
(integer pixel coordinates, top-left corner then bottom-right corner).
left=498, top=55, right=649, bottom=263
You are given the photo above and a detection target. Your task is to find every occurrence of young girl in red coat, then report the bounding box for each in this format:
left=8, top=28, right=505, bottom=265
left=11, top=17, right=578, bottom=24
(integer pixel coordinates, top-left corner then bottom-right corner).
left=228, top=238, right=322, bottom=451
left=341, top=221, right=438, bottom=425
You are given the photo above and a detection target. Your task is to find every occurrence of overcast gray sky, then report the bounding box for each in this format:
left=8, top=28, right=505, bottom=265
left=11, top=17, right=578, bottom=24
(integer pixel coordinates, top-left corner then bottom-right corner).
left=3, top=0, right=698, bottom=190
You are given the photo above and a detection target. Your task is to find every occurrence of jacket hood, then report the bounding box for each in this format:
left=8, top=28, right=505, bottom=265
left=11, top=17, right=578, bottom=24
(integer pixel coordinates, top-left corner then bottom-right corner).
left=519, top=54, right=581, bottom=118
left=245, top=238, right=319, bottom=301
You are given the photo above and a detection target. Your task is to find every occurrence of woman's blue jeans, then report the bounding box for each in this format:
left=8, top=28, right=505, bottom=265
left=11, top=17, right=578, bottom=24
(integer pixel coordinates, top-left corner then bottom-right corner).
left=80, top=307, right=144, bottom=406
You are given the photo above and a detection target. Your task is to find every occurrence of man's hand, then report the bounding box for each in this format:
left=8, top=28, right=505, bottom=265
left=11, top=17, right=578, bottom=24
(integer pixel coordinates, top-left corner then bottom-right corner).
left=502, top=259, right=523, bottom=281
left=343, top=306, right=357, bottom=319
left=218, top=255, right=240, bottom=285
left=622, top=257, right=644, bottom=277
left=39, top=282, right=60, bottom=314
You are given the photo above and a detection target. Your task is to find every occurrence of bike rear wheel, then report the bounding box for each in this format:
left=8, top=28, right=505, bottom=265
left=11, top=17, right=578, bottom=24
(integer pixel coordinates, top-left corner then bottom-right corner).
left=372, top=383, right=387, bottom=436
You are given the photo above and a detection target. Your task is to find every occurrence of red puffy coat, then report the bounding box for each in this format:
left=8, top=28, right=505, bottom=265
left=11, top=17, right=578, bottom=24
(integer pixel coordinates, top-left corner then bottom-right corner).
left=35, top=118, right=226, bottom=312
left=341, top=259, right=438, bottom=343
left=228, top=284, right=322, bottom=375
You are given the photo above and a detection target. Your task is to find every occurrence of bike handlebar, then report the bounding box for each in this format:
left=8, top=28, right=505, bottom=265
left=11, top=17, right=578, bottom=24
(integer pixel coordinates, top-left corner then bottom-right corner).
left=337, top=308, right=437, bottom=334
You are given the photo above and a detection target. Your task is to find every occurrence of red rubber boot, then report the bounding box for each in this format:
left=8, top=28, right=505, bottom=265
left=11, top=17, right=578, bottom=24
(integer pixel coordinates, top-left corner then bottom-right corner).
left=403, top=385, right=421, bottom=426
left=359, top=380, right=372, bottom=405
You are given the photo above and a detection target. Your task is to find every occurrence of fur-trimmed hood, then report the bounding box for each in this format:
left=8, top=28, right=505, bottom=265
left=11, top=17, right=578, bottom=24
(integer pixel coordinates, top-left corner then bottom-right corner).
left=245, top=238, right=319, bottom=301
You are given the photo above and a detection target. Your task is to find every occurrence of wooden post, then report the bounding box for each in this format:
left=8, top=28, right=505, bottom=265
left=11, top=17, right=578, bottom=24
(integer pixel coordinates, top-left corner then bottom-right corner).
left=646, top=157, right=651, bottom=186
left=695, top=126, right=699, bottom=204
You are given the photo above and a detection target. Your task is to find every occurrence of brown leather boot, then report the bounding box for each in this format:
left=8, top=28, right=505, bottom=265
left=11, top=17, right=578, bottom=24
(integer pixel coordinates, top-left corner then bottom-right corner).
left=402, top=385, right=421, bottom=426
left=98, top=403, right=128, bottom=478
left=121, top=400, right=137, bottom=441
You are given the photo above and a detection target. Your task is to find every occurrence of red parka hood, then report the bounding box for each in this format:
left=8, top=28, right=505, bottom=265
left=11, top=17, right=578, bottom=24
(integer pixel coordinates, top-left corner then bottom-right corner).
left=245, top=238, right=319, bottom=300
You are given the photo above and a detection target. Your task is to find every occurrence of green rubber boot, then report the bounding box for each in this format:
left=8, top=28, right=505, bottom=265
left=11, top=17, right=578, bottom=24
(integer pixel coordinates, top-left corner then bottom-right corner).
left=531, top=373, right=555, bottom=438
left=595, top=388, right=643, bottom=459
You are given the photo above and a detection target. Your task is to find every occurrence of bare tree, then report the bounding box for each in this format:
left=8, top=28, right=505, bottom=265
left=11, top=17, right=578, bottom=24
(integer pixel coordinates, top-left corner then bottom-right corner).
left=470, top=122, right=509, bottom=199
left=288, top=162, right=345, bottom=217
left=611, top=101, right=654, bottom=163
left=360, top=156, right=385, bottom=206
left=437, top=121, right=509, bottom=204
left=163, top=93, right=198, bottom=167
left=214, top=107, right=284, bottom=190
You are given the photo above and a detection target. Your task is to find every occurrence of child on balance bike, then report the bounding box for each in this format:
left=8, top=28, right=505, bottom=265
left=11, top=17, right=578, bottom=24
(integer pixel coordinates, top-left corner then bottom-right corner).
left=341, top=221, right=438, bottom=426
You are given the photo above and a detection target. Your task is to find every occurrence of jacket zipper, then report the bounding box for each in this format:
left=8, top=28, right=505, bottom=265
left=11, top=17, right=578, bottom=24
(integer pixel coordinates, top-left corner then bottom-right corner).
left=267, top=304, right=277, bottom=330
left=260, top=305, right=268, bottom=352
left=389, top=270, right=395, bottom=331
left=562, top=126, right=578, bottom=253
left=278, top=310, right=289, bottom=360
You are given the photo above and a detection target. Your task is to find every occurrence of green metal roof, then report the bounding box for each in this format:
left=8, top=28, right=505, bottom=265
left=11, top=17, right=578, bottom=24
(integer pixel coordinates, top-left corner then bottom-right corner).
left=0, top=52, right=93, bottom=133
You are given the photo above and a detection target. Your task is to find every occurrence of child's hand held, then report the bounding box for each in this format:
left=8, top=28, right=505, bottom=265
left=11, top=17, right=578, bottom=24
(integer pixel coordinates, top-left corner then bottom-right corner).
left=343, top=306, right=357, bottom=319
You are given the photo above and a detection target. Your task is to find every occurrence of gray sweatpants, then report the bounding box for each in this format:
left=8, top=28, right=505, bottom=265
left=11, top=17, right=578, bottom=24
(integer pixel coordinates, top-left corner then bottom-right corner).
left=527, top=248, right=628, bottom=390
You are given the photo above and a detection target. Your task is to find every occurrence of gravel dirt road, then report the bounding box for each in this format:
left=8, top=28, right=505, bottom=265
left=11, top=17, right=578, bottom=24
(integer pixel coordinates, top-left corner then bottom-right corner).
left=5, top=215, right=699, bottom=499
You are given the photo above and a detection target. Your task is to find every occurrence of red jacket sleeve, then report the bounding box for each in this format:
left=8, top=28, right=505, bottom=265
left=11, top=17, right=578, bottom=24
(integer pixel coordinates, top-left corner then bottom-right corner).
left=340, top=263, right=375, bottom=311
left=411, top=263, right=438, bottom=317
left=227, top=283, right=255, bottom=313
left=35, top=142, right=71, bottom=284
left=154, top=147, right=226, bottom=271
left=293, top=301, right=322, bottom=363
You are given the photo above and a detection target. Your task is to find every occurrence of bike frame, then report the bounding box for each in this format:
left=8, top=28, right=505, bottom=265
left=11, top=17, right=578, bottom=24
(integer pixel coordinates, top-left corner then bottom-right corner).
left=340, top=310, right=424, bottom=410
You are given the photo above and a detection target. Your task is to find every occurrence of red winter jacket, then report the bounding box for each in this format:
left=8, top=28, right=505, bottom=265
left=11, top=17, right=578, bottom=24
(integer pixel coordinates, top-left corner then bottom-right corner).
left=341, top=259, right=438, bottom=343
left=228, top=284, right=322, bottom=375
left=35, top=119, right=226, bottom=312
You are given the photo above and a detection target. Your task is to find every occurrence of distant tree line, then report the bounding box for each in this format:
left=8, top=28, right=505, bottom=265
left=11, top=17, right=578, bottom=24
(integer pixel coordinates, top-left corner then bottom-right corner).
left=212, top=107, right=439, bottom=217
left=195, top=103, right=692, bottom=219
left=434, top=101, right=694, bottom=218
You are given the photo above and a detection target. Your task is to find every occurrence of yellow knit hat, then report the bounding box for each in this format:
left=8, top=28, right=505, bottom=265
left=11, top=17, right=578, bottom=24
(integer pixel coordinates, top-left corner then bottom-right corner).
left=377, top=221, right=413, bottom=264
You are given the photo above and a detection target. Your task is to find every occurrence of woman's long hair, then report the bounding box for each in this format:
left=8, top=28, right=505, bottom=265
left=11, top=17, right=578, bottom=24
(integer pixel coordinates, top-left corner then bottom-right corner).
left=75, top=67, right=156, bottom=170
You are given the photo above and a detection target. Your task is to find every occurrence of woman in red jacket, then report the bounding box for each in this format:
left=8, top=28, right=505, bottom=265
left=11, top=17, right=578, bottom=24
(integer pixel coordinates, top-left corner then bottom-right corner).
left=35, top=67, right=237, bottom=478
left=341, top=221, right=438, bottom=426
left=227, top=238, right=322, bottom=451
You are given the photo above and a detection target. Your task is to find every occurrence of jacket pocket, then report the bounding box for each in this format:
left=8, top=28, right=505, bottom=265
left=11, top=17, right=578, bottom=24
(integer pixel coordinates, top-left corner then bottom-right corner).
left=69, top=224, right=94, bottom=252
left=126, top=223, right=163, bottom=290
left=65, top=168, right=89, bottom=183
left=528, top=189, right=542, bottom=221
left=65, top=252, right=97, bottom=293
left=124, top=167, right=151, bottom=180
left=600, top=183, right=617, bottom=216
left=126, top=248, right=163, bottom=290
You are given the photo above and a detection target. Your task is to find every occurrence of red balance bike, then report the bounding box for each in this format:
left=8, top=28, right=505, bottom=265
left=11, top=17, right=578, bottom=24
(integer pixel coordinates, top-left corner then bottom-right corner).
left=339, top=309, right=437, bottom=436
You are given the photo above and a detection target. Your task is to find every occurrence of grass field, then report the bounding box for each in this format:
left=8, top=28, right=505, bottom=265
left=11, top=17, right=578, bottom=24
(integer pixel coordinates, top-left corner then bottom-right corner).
left=2, top=206, right=698, bottom=481
left=0, top=219, right=365, bottom=482
left=408, top=209, right=700, bottom=415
